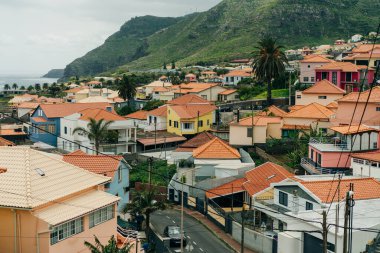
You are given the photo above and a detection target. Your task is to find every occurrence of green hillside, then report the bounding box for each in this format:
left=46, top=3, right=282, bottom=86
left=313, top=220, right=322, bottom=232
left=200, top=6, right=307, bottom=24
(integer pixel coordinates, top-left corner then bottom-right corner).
left=62, top=0, right=380, bottom=79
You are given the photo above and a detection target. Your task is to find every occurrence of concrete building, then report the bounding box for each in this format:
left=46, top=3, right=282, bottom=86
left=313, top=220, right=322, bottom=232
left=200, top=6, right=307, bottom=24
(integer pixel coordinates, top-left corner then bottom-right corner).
left=299, top=55, right=334, bottom=85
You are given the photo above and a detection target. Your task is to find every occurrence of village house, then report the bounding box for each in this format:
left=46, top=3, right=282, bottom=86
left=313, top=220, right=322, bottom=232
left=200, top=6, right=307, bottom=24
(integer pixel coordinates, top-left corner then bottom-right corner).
left=63, top=150, right=130, bottom=213
left=229, top=116, right=282, bottom=147
left=223, top=69, right=252, bottom=86
left=0, top=124, right=28, bottom=144
left=124, top=110, right=149, bottom=129
left=141, top=80, right=173, bottom=99
left=185, top=73, right=197, bottom=82
left=299, top=54, right=334, bottom=85
left=315, top=61, right=375, bottom=92
left=342, top=44, right=380, bottom=68
left=173, top=83, right=226, bottom=102
left=166, top=94, right=217, bottom=136
left=15, top=102, right=40, bottom=118
left=0, top=146, right=119, bottom=253
left=59, top=108, right=137, bottom=154
left=30, top=103, right=113, bottom=147
left=351, top=151, right=380, bottom=179
left=217, top=89, right=239, bottom=102
left=199, top=71, right=217, bottom=82
left=145, top=105, right=167, bottom=131
left=295, top=79, right=346, bottom=106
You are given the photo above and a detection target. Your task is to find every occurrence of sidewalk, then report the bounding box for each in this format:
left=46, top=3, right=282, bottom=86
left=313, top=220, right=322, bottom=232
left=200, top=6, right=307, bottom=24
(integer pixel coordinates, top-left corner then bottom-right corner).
left=175, top=206, right=257, bottom=253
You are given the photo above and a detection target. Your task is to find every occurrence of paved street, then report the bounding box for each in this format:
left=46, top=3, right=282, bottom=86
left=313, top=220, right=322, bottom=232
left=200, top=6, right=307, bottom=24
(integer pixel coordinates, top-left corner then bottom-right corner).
left=151, top=209, right=234, bottom=253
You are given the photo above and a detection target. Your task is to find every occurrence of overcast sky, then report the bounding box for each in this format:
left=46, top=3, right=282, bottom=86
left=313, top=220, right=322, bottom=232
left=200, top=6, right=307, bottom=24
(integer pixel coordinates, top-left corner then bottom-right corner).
left=0, top=0, right=221, bottom=76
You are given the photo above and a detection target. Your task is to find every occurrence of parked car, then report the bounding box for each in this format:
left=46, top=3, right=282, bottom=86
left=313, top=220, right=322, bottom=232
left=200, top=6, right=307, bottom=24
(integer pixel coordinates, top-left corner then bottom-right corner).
left=163, top=225, right=187, bottom=247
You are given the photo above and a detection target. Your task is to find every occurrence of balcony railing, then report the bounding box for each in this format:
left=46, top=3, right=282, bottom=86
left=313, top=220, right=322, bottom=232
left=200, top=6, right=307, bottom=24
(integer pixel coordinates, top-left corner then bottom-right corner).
left=301, top=157, right=334, bottom=175
left=309, top=137, right=349, bottom=151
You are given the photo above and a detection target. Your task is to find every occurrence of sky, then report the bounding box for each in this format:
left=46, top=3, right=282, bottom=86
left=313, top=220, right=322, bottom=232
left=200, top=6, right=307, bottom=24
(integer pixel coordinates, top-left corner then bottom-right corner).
left=0, top=0, right=221, bottom=76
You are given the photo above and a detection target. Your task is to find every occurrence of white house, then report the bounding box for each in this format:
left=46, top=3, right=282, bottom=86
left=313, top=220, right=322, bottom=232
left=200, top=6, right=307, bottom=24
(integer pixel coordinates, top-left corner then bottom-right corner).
left=351, top=152, right=380, bottom=179
left=59, top=108, right=137, bottom=154
left=145, top=105, right=167, bottom=131
left=223, top=69, right=252, bottom=86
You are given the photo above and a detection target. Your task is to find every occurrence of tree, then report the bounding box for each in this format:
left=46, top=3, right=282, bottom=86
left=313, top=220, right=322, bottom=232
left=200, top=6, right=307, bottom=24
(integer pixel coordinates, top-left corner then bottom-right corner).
left=163, top=62, right=167, bottom=70
left=252, top=37, right=288, bottom=105
left=73, top=118, right=114, bottom=154
left=42, top=83, right=49, bottom=90
left=84, top=235, right=131, bottom=253
left=48, top=84, right=61, bottom=97
left=124, top=188, right=168, bottom=237
left=20, top=86, right=26, bottom=90
left=12, top=83, right=18, bottom=90
left=35, top=83, right=41, bottom=91
left=27, top=85, right=34, bottom=92
left=118, top=75, right=137, bottom=106
left=117, top=105, right=137, bottom=116
left=142, top=100, right=164, bottom=111
left=3, top=84, right=10, bottom=90
left=171, top=61, right=176, bottom=69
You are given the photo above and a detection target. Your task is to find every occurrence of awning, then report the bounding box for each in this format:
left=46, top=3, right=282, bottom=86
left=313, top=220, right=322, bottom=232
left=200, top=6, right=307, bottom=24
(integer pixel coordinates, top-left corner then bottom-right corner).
left=33, top=190, right=119, bottom=226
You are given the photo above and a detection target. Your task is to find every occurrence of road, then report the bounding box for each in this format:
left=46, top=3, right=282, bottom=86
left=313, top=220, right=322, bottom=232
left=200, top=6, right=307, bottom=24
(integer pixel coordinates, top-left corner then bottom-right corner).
left=151, top=209, right=233, bottom=253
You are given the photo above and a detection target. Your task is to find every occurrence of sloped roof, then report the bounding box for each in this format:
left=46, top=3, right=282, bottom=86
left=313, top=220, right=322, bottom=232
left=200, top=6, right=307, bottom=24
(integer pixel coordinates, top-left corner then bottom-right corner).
left=17, top=102, right=40, bottom=109
left=0, top=137, right=15, bottom=146
left=288, top=105, right=305, bottom=112
left=174, top=83, right=221, bottom=94
left=148, top=106, right=167, bottom=117
left=63, top=152, right=124, bottom=177
left=77, top=96, right=111, bottom=103
left=284, top=103, right=334, bottom=119
left=170, top=104, right=216, bottom=119
left=218, top=89, right=237, bottom=95
left=0, top=147, right=110, bottom=208
left=125, top=110, right=148, bottom=120
left=351, top=151, right=380, bottom=163
left=256, top=105, right=288, bottom=117
left=193, top=137, right=241, bottom=159
left=352, top=44, right=380, bottom=53
left=78, top=108, right=126, bottom=121
left=326, top=101, right=338, bottom=109
left=243, top=162, right=293, bottom=196
left=176, top=131, right=216, bottom=152
left=316, top=62, right=367, bottom=72
left=167, top=94, right=210, bottom=105
left=206, top=177, right=247, bottom=199
left=38, top=103, right=112, bottom=118
left=300, top=178, right=380, bottom=203
left=300, top=54, right=334, bottom=63
left=302, top=80, right=346, bottom=94
left=330, top=124, right=379, bottom=135
left=145, top=81, right=172, bottom=87
left=231, top=116, right=282, bottom=126
left=224, top=70, right=252, bottom=77
left=338, top=86, right=380, bottom=103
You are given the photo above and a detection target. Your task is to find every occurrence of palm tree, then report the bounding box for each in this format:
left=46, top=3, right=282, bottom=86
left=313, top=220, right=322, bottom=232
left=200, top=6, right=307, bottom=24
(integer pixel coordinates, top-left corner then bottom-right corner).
left=12, top=83, right=18, bottom=90
left=84, top=235, right=131, bottom=253
left=124, top=189, right=168, bottom=238
left=118, top=75, right=136, bottom=106
left=73, top=118, right=114, bottom=154
left=252, top=37, right=288, bottom=105
left=35, top=83, right=41, bottom=91
left=20, top=86, right=26, bottom=90
left=3, top=84, right=10, bottom=90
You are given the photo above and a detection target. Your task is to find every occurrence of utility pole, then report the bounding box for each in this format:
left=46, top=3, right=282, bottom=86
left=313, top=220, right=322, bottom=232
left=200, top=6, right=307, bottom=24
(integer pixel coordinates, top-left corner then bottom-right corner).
left=343, top=185, right=352, bottom=253
left=154, top=117, right=157, bottom=150
left=180, top=178, right=184, bottom=253
left=335, top=174, right=341, bottom=252
left=241, top=203, right=245, bottom=253
left=148, top=157, right=153, bottom=186
left=231, top=184, right=234, bottom=212
left=251, top=101, right=254, bottom=147
left=322, top=210, right=328, bottom=253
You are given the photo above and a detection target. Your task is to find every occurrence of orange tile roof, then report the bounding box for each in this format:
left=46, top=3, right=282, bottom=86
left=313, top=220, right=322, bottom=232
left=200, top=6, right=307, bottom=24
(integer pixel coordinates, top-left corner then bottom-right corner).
left=206, top=177, right=247, bottom=199
left=300, top=178, right=380, bottom=203
left=174, top=83, right=220, bottom=94
left=256, top=105, right=288, bottom=117
left=64, top=86, right=87, bottom=93
left=63, top=152, right=123, bottom=177
left=284, top=103, right=334, bottom=119
left=351, top=151, right=380, bottom=163
left=17, top=102, right=40, bottom=109
left=288, top=105, right=305, bottom=112
left=32, top=117, right=47, bottom=123
left=153, top=87, right=170, bottom=92
left=176, top=131, right=216, bottom=152
left=300, top=54, right=335, bottom=63
left=87, top=81, right=102, bottom=85
left=125, top=110, right=148, bottom=120
left=218, top=89, right=237, bottom=95
left=147, top=106, right=167, bottom=117
left=39, top=103, right=112, bottom=118
left=352, top=44, right=380, bottom=53
left=343, top=53, right=380, bottom=60
left=243, top=162, right=293, bottom=196
left=330, top=124, right=379, bottom=135
left=67, top=150, right=87, bottom=156
left=0, top=129, right=27, bottom=136
left=231, top=116, right=282, bottom=126
left=0, top=137, right=15, bottom=146
left=316, top=62, right=367, bottom=72
left=169, top=104, right=216, bottom=119
left=326, top=101, right=338, bottom=109
left=167, top=94, right=210, bottom=105
left=302, top=80, right=346, bottom=94
left=224, top=70, right=252, bottom=77
left=338, top=86, right=380, bottom=103
left=78, top=108, right=126, bottom=121
left=193, top=137, right=241, bottom=159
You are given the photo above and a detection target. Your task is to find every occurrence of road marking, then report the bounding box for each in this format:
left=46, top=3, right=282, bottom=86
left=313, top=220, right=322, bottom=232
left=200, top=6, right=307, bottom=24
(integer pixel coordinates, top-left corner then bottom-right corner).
left=199, top=248, right=204, bottom=252
left=172, top=220, right=176, bottom=223
left=166, top=216, right=170, bottom=219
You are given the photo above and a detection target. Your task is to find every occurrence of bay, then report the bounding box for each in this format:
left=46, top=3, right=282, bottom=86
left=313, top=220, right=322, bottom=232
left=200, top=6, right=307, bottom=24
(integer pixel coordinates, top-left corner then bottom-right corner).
left=0, top=75, right=59, bottom=91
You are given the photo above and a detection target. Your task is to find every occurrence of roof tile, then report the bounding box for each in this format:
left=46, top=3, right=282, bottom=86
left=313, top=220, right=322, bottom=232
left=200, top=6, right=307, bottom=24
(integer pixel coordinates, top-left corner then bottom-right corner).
left=302, top=80, right=346, bottom=94
left=193, top=138, right=241, bottom=159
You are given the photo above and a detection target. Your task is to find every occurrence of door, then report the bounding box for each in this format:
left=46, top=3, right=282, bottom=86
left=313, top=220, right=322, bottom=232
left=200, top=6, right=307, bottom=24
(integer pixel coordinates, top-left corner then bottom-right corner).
left=169, top=189, right=175, bottom=202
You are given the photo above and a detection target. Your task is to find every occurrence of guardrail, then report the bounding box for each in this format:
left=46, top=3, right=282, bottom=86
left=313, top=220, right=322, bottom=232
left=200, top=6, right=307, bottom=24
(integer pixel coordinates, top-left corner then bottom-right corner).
left=301, top=157, right=333, bottom=174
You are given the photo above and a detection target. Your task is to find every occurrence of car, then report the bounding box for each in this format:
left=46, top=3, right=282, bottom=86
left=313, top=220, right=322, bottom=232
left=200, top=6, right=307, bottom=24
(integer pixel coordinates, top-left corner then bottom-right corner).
left=163, top=225, right=187, bottom=247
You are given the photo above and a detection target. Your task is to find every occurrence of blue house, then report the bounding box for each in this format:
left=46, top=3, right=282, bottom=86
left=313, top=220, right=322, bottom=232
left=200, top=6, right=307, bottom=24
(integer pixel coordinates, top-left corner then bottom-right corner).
left=30, top=103, right=113, bottom=147
left=63, top=150, right=130, bottom=213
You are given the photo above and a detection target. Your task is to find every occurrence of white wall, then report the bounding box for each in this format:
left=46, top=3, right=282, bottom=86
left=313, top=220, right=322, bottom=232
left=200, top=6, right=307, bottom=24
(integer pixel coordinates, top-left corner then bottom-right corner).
left=273, top=188, right=322, bottom=212
left=232, top=221, right=273, bottom=253
left=278, top=232, right=302, bottom=253
left=351, top=158, right=380, bottom=179
left=295, top=91, right=343, bottom=106
left=346, top=132, right=378, bottom=151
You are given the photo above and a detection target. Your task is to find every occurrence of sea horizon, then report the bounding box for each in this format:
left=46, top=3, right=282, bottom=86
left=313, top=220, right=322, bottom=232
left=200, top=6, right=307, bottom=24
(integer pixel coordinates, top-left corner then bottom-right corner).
left=0, top=74, right=59, bottom=90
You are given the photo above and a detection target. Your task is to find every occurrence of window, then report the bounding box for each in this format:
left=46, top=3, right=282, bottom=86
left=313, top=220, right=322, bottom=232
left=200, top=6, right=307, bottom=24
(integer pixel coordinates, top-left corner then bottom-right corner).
left=307, top=65, right=310, bottom=68
left=183, top=123, right=193, bottom=130
left=306, top=202, right=313, bottom=210
left=321, top=72, right=328, bottom=80
left=50, top=218, right=83, bottom=245
left=169, top=120, right=172, bottom=127
left=64, top=126, right=67, bottom=135
left=118, top=166, right=122, bottom=182
left=247, top=128, right=253, bottom=137
left=48, top=124, right=55, bottom=134
left=174, top=121, right=178, bottom=128
left=124, top=187, right=130, bottom=194
left=376, top=107, right=380, bottom=111
left=201, top=95, right=207, bottom=100
left=310, top=149, right=314, bottom=160
left=231, top=77, right=235, bottom=82
left=296, top=95, right=301, bottom=99
left=317, top=153, right=322, bottom=165
left=207, top=119, right=210, bottom=126
left=279, top=191, right=288, bottom=206
left=332, top=72, right=337, bottom=84
left=89, top=205, right=114, bottom=228
left=235, top=95, right=239, bottom=99
left=318, top=96, right=327, bottom=99
left=353, top=158, right=364, bottom=164
left=311, top=77, right=315, bottom=82
left=38, top=109, right=43, bottom=116
left=303, top=77, right=309, bottom=82
left=198, top=120, right=203, bottom=127
left=345, top=72, right=352, bottom=82
left=319, top=128, right=327, bottom=134
left=373, top=142, right=378, bottom=149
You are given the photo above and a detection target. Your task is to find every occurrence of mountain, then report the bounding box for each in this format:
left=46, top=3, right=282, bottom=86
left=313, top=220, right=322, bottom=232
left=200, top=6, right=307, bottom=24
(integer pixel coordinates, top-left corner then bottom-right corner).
left=62, top=0, right=380, bottom=79
left=42, top=69, right=64, bottom=78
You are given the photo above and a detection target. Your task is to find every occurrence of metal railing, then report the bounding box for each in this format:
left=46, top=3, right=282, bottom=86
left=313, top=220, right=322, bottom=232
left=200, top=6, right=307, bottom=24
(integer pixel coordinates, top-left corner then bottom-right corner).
left=301, top=157, right=333, bottom=174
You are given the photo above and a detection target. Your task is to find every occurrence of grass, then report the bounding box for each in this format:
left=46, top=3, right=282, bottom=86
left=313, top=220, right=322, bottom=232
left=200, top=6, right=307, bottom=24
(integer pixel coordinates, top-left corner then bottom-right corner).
left=254, top=89, right=289, bottom=99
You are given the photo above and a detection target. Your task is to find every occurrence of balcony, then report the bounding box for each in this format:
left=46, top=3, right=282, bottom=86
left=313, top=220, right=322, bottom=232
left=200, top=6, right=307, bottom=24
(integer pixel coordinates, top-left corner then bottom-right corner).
left=309, top=137, right=349, bottom=152
left=300, top=157, right=334, bottom=175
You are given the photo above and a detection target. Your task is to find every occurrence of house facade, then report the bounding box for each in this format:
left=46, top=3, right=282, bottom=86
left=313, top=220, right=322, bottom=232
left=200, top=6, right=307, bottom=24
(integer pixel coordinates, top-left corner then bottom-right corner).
left=299, top=55, right=334, bottom=85
left=351, top=152, right=380, bottom=179
left=218, top=89, right=239, bottom=102
left=223, top=69, right=252, bottom=86
left=145, top=105, right=167, bottom=131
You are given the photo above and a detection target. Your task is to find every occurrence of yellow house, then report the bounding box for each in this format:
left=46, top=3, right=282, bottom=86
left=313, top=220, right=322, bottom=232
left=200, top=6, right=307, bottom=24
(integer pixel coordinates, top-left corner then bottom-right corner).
left=166, top=94, right=216, bottom=136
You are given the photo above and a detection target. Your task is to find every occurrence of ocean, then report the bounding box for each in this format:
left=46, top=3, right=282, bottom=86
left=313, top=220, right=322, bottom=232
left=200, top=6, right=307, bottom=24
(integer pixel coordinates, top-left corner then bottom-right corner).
left=0, top=75, right=59, bottom=91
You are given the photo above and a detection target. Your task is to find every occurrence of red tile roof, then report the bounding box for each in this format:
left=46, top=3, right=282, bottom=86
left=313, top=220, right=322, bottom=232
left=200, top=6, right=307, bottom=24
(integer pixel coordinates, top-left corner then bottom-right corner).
left=79, top=108, right=126, bottom=121
left=218, top=89, right=237, bottom=95
left=284, top=103, right=334, bottom=119
left=32, top=117, right=47, bottom=123
left=170, top=104, right=216, bottom=119
left=302, top=80, right=346, bottom=94
left=243, top=162, right=293, bottom=196
left=63, top=152, right=123, bottom=177
left=256, top=105, right=288, bottom=117
left=231, top=116, right=282, bottom=126
left=125, top=110, right=148, bottom=120
left=167, top=94, right=210, bottom=105
left=224, top=70, right=251, bottom=77
left=176, top=131, right=216, bottom=152
left=193, top=138, right=241, bottom=159
left=0, top=137, right=15, bottom=146
left=39, top=103, right=112, bottom=118
left=316, top=62, right=367, bottom=72
left=300, top=54, right=335, bottom=63
left=330, top=124, right=379, bottom=135
left=352, top=44, right=380, bottom=53
left=148, top=106, right=167, bottom=117
left=338, top=86, right=380, bottom=103
left=206, top=178, right=248, bottom=199
left=300, top=178, right=380, bottom=203
left=351, top=151, right=380, bottom=163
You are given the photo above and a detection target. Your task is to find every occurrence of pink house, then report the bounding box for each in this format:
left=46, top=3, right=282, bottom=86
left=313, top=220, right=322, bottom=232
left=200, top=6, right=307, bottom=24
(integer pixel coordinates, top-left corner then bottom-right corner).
left=315, top=62, right=375, bottom=93
left=299, top=55, right=334, bottom=84
left=301, top=125, right=380, bottom=174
